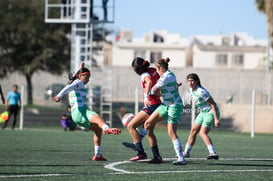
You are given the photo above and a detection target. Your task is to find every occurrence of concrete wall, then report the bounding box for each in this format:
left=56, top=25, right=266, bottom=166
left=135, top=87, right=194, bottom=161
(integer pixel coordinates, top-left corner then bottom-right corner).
left=221, top=104, right=273, bottom=134
left=1, top=67, right=273, bottom=133
left=1, top=67, right=272, bottom=105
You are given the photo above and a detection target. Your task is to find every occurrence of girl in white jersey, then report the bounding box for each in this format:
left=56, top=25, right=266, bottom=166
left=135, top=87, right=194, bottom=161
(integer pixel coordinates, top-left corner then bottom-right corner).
left=53, top=63, right=121, bottom=161
left=183, top=73, right=220, bottom=160
left=144, top=57, right=186, bottom=165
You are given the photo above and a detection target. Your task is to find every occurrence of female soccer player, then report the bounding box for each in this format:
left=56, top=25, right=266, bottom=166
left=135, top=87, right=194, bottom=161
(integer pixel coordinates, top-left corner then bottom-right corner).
left=127, top=57, right=162, bottom=163
left=144, top=57, right=186, bottom=165
left=53, top=63, right=121, bottom=161
left=183, top=73, right=220, bottom=159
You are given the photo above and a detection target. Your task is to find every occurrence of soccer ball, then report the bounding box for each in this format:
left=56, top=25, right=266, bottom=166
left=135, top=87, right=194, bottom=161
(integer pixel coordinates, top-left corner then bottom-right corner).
left=121, top=113, right=134, bottom=127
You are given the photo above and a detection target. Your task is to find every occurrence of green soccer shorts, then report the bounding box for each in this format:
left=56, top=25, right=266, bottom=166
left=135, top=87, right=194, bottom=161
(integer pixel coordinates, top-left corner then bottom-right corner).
left=155, top=104, right=183, bottom=124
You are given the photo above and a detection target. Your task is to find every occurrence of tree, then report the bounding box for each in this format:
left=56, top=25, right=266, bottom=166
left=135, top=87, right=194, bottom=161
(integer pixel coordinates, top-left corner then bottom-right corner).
left=0, top=0, right=71, bottom=105
left=255, top=0, right=273, bottom=66
left=256, top=0, right=273, bottom=105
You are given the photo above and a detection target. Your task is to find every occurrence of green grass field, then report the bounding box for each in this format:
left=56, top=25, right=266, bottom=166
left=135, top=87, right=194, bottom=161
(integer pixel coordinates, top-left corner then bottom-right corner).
left=0, top=127, right=273, bottom=181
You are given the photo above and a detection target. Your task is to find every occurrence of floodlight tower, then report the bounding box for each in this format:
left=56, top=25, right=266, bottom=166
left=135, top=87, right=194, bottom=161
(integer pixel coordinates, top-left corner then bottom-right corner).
left=45, top=0, right=115, bottom=126
left=45, top=0, right=114, bottom=72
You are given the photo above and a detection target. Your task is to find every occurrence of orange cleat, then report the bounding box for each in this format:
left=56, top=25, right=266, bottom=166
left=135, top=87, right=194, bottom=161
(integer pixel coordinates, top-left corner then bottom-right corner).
left=91, top=155, right=107, bottom=161
left=129, top=153, right=147, bottom=161
left=103, top=128, right=121, bottom=135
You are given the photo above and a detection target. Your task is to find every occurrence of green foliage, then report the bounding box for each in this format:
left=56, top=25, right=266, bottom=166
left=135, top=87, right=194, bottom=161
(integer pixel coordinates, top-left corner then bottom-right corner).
left=0, top=0, right=71, bottom=78
left=255, top=0, right=265, bottom=13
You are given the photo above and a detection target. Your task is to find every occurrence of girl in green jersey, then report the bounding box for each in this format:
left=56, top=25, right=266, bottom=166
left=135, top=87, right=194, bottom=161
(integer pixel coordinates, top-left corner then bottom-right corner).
left=144, top=57, right=186, bottom=165
left=53, top=63, right=121, bottom=161
left=184, top=73, right=220, bottom=160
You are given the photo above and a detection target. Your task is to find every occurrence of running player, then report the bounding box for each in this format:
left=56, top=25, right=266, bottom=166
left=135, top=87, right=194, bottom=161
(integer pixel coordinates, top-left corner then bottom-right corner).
left=53, top=63, right=121, bottom=161
left=144, top=57, right=187, bottom=165
left=183, top=73, right=220, bottom=160
left=127, top=57, right=163, bottom=163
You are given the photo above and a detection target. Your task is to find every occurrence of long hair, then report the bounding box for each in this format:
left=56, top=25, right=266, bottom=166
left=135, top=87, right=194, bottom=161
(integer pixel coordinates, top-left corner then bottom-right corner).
left=186, top=73, right=202, bottom=87
left=68, top=67, right=90, bottom=84
left=131, top=57, right=150, bottom=75
left=155, top=57, right=170, bottom=70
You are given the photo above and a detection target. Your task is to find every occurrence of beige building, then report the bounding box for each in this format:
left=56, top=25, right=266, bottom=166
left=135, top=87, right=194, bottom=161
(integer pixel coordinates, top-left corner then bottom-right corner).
left=111, top=30, right=189, bottom=68
left=189, top=33, right=267, bottom=69
left=110, top=31, right=267, bottom=70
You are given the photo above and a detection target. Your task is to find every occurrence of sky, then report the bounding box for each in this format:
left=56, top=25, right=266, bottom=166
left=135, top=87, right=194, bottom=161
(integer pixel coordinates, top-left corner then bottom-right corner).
left=112, top=0, right=267, bottom=39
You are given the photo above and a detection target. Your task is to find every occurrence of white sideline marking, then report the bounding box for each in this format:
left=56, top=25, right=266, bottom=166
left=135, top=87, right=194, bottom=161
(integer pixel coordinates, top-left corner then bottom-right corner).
left=104, top=157, right=273, bottom=174
left=0, top=174, right=73, bottom=178
left=2, top=158, right=273, bottom=178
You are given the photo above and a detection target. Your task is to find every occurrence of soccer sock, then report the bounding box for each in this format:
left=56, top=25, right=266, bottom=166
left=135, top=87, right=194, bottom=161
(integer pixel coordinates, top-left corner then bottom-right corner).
left=184, top=143, right=192, bottom=153
left=151, top=145, right=161, bottom=158
left=207, top=144, right=216, bottom=154
left=135, top=142, right=145, bottom=155
left=138, top=128, right=148, bottom=141
left=172, top=138, right=185, bottom=161
left=94, top=145, right=102, bottom=156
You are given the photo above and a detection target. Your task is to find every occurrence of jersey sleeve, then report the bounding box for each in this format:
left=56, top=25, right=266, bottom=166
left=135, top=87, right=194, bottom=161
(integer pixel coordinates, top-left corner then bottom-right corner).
left=198, top=88, right=211, bottom=101
left=150, top=77, right=164, bottom=95
left=56, top=80, right=83, bottom=98
left=140, top=72, right=151, bottom=82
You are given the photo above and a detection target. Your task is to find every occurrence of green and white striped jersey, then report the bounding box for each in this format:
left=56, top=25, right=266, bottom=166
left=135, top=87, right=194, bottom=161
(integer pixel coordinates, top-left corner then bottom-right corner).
left=56, top=79, right=88, bottom=109
left=151, top=70, right=182, bottom=106
left=190, top=85, right=211, bottom=112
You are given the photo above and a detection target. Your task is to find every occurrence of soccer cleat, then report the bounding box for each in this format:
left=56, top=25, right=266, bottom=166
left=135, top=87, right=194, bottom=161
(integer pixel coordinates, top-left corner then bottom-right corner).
left=172, top=160, right=187, bottom=165
left=103, top=128, right=121, bottom=135
left=122, top=142, right=137, bottom=151
left=207, top=154, right=219, bottom=160
left=183, top=152, right=190, bottom=158
left=129, top=153, right=147, bottom=161
left=91, top=155, right=107, bottom=161
left=148, top=156, right=163, bottom=164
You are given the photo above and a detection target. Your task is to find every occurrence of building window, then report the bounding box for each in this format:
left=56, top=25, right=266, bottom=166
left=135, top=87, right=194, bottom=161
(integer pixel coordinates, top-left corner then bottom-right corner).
left=222, top=36, right=231, bottom=46
left=232, top=54, right=244, bottom=67
left=216, top=54, right=228, bottom=67
left=153, top=33, right=164, bottom=43
left=150, top=52, right=162, bottom=63
left=134, top=50, right=146, bottom=59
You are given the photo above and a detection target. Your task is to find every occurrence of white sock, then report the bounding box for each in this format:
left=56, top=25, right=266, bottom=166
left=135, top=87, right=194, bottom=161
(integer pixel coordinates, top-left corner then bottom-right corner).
left=172, top=138, right=185, bottom=161
left=184, top=143, right=192, bottom=153
left=95, top=145, right=102, bottom=156
left=207, top=144, right=216, bottom=154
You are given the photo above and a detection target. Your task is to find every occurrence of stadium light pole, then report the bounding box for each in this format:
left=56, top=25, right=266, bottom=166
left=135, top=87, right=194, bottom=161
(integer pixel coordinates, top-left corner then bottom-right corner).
left=251, top=89, right=256, bottom=138
left=19, top=85, right=25, bottom=130
left=266, top=41, right=272, bottom=105
left=135, top=88, right=139, bottom=115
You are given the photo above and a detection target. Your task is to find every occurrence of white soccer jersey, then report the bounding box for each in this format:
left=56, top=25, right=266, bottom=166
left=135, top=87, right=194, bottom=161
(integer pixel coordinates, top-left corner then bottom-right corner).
left=56, top=79, right=88, bottom=109
left=151, top=70, right=182, bottom=106
left=190, top=85, right=211, bottom=112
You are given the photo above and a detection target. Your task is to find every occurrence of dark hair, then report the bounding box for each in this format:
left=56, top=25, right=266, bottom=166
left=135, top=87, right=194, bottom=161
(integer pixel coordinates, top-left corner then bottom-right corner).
left=131, top=57, right=150, bottom=75
left=12, top=84, right=18, bottom=89
left=186, top=73, right=201, bottom=87
left=155, top=57, right=170, bottom=70
left=68, top=67, right=90, bottom=84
